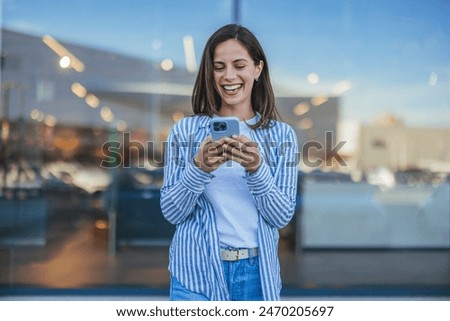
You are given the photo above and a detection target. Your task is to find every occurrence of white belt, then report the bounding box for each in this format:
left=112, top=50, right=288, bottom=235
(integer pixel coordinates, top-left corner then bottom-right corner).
left=220, top=248, right=258, bottom=261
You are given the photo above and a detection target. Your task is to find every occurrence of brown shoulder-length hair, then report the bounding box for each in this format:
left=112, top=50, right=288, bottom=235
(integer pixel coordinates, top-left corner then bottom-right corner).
left=192, top=24, right=279, bottom=129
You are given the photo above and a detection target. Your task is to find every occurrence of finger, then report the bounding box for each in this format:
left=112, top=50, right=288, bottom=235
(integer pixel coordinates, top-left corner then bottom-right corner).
left=205, top=142, right=224, bottom=156
left=221, top=137, right=239, bottom=147
left=205, top=155, right=224, bottom=164
left=223, top=140, right=254, bottom=154
left=231, top=135, right=251, bottom=143
left=216, top=137, right=229, bottom=145
left=227, top=135, right=258, bottom=151
left=205, top=156, right=226, bottom=169
left=223, top=147, right=254, bottom=164
left=212, top=136, right=230, bottom=145
left=222, top=137, right=241, bottom=150
left=223, top=141, right=241, bottom=156
left=236, top=152, right=255, bottom=163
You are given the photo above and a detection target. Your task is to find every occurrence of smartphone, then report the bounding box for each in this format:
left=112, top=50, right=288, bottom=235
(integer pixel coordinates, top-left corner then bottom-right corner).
left=210, top=116, right=240, bottom=141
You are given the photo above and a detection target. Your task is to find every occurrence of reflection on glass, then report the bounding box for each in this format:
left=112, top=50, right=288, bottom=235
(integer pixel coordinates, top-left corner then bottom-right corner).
left=71, top=82, right=87, bottom=98
left=0, top=0, right=448, bottom=297
left=59, top=56, right=71, bottom=69
left=42, top=34, right=85, bottom=72
left=85, top=93, right=100, bottom=108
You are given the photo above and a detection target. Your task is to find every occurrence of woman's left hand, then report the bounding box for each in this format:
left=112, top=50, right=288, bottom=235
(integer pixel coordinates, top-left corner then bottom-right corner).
left=222, top=135, right=261, bottom=174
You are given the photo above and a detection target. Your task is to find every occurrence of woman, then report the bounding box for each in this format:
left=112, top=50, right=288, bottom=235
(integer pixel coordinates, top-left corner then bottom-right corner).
left=160, top=24, right=298, bottom=301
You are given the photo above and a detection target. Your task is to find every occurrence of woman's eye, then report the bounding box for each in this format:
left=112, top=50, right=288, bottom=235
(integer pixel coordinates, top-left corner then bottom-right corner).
left=235, top=65, right=246, bottom=69
left=214, top=66, right=225, bottom=71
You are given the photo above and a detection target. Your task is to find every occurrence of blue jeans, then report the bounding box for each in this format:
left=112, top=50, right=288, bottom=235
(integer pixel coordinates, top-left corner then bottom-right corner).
left=170, top=256, right=263, bottom=301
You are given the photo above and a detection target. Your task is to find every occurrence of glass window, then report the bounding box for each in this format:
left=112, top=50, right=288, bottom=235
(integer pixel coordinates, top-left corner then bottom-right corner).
left=1, top=0, right=449, bottom=297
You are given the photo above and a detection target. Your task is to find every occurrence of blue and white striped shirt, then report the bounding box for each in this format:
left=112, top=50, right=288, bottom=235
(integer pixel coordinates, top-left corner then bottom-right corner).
left=160, top=114, right=298, bottom=300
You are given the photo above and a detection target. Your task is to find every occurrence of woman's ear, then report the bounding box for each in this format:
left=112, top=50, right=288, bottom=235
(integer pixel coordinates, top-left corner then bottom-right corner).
left=255, top=60, right=264, bottom=80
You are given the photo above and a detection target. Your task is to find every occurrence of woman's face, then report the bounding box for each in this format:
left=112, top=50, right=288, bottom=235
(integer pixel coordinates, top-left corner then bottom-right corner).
left=213, top=39, right=263, bottom=113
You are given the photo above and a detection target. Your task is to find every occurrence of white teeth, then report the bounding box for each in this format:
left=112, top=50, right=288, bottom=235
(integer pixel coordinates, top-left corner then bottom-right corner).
left=223, top=84, right=242, bottom=91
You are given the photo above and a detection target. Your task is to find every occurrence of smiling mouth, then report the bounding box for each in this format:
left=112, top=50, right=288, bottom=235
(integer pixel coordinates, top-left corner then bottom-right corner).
left=222, top=84, right=243, bottom=92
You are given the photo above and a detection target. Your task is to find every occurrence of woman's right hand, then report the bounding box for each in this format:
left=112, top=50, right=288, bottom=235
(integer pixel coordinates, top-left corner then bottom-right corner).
left=193, top=135, right=227, bottom=173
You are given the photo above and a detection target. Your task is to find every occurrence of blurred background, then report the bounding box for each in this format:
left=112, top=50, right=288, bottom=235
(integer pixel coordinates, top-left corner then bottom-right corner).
left=0, top=0, right=449, bottom=299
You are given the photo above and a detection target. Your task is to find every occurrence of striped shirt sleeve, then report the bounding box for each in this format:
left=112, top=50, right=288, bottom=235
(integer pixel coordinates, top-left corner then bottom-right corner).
left=160, top=118, right=213, bottom=225
left=247, top=123, right=298, bottom=229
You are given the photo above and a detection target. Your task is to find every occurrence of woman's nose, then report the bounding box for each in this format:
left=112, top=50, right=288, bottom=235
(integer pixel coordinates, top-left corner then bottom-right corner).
left=224, top=67, right=237, bottom=80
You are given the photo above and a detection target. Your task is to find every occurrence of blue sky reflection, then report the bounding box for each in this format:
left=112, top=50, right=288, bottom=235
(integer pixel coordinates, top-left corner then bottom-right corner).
left=2, top=0, right=449, bottom=127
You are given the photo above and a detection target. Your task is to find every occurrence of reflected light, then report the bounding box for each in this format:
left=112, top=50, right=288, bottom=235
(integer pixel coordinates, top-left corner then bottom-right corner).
left=100, top=106, right=114, bottom=122
left=311, top=96, right=328, bottom=107
left=116, top=120, right=128, bottom=132
left=307, top=73, right=319, bottom=85
left=161, top=58, right=174, bottom=71
left=44, top=115, right=57, bottom=127
left=1, top=122, right=10, bottom=142
left=428, top=72, right=438, bottom=86
left=37, top=111, right=45, bottom=122
left=332, top=80, right=352, bottom=95
left=183, top=35, right=197, bottom=73
left=85, top=94, right=100, bottom=108
left=42, top=34, right=85, bottom=72
left=95, top=219, right=108, bottom=230
left=59, top=56, right=71, bottom=69
left=30, top=108, right=44, bottom=121
left=299, top=118, right=313, bottom=130
left=53, top=136, right=80, bottom=152
left=293, top=102, right=310, bottom=116
left=172, top=111, right=185, bottom=123
left=71, top=82, right=87, bottom=98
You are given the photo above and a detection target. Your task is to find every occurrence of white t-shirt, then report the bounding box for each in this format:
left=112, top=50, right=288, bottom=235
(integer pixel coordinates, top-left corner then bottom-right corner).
left=204, top=116, right=259, bottom=249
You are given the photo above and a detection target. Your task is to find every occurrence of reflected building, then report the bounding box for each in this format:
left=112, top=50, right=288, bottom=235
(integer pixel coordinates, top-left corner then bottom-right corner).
left=1, top=29, right=195, bottom=167
left=1, top=29, right=339, bottom=169
left=359, top=114, right=450, bottom=173
left=276, top=96, right=339, bottom=163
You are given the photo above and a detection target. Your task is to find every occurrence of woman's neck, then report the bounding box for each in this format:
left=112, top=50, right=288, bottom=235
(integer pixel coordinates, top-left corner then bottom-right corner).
left=218, top=106, right=255, bottom=121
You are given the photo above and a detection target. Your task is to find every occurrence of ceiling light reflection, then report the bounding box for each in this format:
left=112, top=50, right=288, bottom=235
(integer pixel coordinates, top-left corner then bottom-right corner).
left=30, top=108, right=43, bottom=121
left=44, top=115, right=57, bottom=127
left=116, top=120, right=128, bottom=132
left=100, top=106, right=114, bottom=122
left=332, top=80, right=352, bottom=95
left=307, top=73, right=319, bottom=85
left=85, top=94, right=100, bottom=108
left=161, top=58, right=174, bottom=71
left=293, top=102, right=310, bottom=116
left=42, top=34, right=85, bottom=72
left=71, top=82, right=87, bottom=98
left=183, top=35, right=197, bottom=73
left=59, top=56, right=71, bottom=68
left=299, top=118, right=313, bottom=130
left=311, top=96, right=328, bottom=106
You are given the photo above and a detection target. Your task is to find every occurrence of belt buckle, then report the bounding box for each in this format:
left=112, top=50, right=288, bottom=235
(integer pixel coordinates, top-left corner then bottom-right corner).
left=235, top=249, right=240, bottom=261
